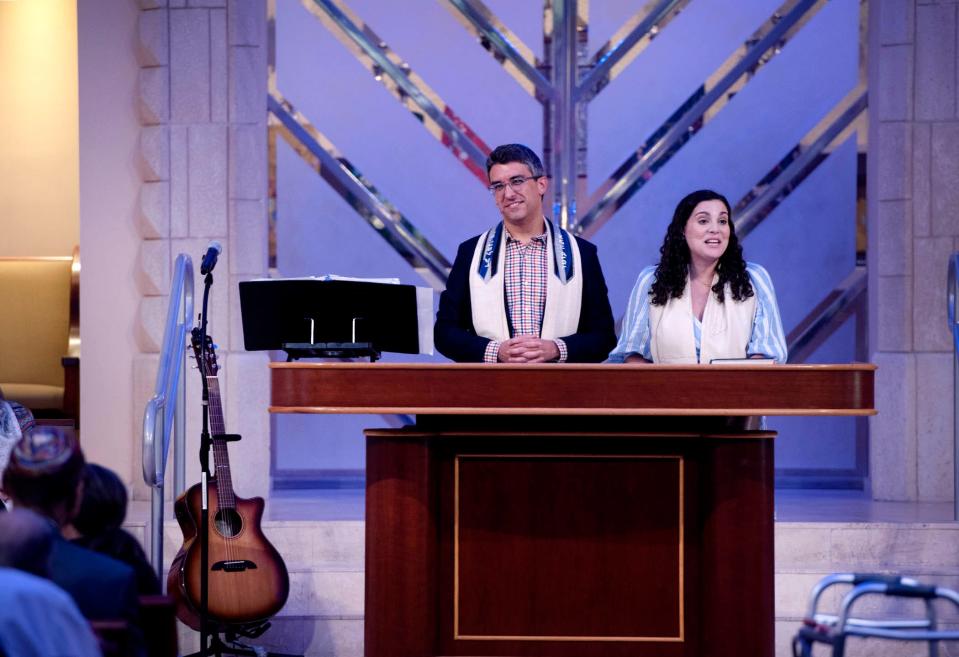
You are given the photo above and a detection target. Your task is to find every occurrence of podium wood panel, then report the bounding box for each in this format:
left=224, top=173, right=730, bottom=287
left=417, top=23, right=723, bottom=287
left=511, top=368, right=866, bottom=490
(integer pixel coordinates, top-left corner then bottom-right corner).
left=365, top=430, right=775, bottom=657
left=453, top=455, right=682, bottom=640
left=270, top=363, right=875, bottom=416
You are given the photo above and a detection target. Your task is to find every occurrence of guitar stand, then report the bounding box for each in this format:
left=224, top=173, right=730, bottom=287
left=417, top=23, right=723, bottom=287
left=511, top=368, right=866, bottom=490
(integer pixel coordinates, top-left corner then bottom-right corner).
left=185, top=624, right=302, bottom=657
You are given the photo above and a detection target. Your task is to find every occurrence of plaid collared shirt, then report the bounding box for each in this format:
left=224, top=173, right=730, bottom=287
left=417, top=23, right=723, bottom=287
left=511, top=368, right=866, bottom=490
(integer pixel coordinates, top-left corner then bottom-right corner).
left=483, top=230, right=568, bottom=363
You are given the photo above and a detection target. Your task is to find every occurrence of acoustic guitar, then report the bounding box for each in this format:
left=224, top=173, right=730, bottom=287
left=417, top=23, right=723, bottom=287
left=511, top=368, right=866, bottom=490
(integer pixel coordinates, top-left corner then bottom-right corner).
left=168, top=328, right=290, bottom=631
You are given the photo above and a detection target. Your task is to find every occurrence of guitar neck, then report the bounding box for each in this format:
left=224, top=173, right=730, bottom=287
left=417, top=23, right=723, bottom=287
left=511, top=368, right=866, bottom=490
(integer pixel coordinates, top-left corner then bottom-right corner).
left=207, top=376, right=236, bottom=509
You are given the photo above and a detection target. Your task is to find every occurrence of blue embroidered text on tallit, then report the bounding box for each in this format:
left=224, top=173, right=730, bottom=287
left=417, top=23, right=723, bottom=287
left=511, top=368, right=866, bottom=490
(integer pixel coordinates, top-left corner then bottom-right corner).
left=478, top=220, right=575, bottom=285
left=478, top=223, right=504, bottom=281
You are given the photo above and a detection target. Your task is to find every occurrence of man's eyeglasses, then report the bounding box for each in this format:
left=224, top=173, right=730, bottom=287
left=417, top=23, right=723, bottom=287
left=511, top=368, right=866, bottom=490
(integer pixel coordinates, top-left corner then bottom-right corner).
left=488, top=175, right=542, bottom=195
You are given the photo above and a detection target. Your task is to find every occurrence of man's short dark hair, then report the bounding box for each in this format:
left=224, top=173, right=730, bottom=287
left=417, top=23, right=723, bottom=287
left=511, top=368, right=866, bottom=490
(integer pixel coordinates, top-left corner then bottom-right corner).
left=486, top=144, right=546, bottom=179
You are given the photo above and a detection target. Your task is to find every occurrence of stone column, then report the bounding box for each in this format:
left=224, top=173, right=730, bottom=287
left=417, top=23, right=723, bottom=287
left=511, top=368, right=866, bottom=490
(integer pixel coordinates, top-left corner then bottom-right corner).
left=869, top=0, right=958, bottom=502
left=134, top=0, right=270, bottom=502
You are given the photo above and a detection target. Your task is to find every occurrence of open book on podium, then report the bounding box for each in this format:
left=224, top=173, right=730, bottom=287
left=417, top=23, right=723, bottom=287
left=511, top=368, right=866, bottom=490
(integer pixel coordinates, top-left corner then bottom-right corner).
left=239, top=276, right=433, bottom=361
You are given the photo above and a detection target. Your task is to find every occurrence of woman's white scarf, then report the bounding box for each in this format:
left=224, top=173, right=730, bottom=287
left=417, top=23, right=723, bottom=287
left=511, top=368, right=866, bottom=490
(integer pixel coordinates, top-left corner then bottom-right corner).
left=649, top=275, right=757, bottom=364
left=468, top=220, right=583, bottom=341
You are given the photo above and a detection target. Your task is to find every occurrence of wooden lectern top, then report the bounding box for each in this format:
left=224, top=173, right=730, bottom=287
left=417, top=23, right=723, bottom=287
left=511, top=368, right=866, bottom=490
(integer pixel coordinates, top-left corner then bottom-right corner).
left=269, top=362, right=876, bottom=416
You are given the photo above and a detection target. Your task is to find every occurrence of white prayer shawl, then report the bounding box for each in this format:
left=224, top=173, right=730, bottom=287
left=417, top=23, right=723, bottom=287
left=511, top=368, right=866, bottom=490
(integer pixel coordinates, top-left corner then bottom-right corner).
left=650, top=274, right=757, bottom=364
left=468, top=221, right=583, bottom=342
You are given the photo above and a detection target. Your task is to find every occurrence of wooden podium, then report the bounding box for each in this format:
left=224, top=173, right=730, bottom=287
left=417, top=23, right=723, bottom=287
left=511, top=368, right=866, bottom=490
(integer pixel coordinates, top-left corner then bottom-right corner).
left=270, top=363, right=876, bottom=657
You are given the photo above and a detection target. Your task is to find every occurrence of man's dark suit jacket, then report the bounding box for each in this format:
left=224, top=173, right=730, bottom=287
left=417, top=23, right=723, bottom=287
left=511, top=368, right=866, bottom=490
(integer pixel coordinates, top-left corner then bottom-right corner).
left=435, top=234, right=616, bottom=363
left=50, top=535, right=140, bottom=622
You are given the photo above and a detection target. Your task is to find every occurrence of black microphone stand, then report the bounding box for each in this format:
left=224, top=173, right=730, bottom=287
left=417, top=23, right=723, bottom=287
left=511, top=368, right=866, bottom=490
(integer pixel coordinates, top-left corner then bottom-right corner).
left=198, top=270, right=214, bottom=656
left=187, top=256, right=300, bottom=657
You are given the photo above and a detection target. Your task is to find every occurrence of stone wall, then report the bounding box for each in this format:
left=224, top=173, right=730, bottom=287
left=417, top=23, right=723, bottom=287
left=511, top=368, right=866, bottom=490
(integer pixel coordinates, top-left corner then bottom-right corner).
left=133, top=0, right=270, bottom=500
left=869, top=0, right=959, bottom=501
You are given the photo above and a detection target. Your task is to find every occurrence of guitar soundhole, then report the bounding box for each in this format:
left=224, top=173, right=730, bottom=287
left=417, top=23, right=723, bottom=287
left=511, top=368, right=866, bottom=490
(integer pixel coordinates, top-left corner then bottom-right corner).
left=214, top=509, right=243, bottom=538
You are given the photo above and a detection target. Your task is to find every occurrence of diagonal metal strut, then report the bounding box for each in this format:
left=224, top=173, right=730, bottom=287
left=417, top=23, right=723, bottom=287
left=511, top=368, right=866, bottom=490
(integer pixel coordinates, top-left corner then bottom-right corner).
left=443, top=0, right=553, bottom=100
left=575, top=0, right=828, bottom=237
left=302, top=0, right=492, bottom=183
left=787, top=267, right=866, bottom=363
left=735, top=88, right=868, bottom=239
left=269, top=91, right=451, bottom=289
left=576, top=0, right=692, bottom=104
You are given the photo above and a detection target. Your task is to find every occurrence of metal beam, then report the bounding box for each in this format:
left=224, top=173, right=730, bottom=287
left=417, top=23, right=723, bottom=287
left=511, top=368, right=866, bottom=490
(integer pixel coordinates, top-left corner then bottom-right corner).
left=268, top=92, right=451, bottom=289
left=735, top=88, right=868, bottom=239
left=544, top=0, right=581, bottom=228
left=302, top=0, right=492, bottom=184
left=575, top=0, right=827, bottom=237
left=786, top=267, right=866, bottom=363
left=576, top=0, right=691, bottom=104
left=949, top=253, right=959, bottom=519
left=442, top=0, right=554, bottom=101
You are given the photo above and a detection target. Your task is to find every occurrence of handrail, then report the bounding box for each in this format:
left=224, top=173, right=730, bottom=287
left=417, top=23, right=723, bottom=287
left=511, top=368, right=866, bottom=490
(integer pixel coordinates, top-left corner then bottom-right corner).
left=141, top=254, right=194, bottom=580
left=948, top=254, right=958, bottom=520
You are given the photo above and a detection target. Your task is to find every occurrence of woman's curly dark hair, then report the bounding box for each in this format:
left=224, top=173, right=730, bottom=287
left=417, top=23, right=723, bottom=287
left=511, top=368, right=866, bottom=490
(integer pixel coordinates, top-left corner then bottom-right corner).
left=649, top=189, right=753, bottom=306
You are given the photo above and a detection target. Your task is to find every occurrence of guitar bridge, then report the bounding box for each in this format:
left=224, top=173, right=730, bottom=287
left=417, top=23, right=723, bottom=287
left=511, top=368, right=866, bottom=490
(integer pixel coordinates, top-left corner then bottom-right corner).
left=212, top=560, right=258, bottom=572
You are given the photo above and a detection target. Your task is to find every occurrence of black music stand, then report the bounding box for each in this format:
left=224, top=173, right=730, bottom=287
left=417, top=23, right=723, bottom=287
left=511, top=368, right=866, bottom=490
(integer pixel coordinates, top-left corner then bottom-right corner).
left=239, top=278, right=422, bottom=361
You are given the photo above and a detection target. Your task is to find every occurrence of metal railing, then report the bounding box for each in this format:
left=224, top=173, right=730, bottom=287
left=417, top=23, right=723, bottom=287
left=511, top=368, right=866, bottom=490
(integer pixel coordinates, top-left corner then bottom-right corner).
left=141, top=254, right=194, bottom=579
left=949, top=254, right=959, bottom=520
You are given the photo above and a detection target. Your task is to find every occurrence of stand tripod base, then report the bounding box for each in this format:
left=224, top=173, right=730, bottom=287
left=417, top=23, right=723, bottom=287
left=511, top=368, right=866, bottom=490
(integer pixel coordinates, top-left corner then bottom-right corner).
left=184, top=624, right=303, bottom=657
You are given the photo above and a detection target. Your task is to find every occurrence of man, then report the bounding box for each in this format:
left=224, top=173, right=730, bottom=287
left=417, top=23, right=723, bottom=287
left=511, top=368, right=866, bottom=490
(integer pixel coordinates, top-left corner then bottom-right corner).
left=435, top=144, right=616, bottom=363
left=0, top=507, right=56, bottom=577
left=1, top=426, right=142, bottom=629
left=0, top=508, right=104, bottom=656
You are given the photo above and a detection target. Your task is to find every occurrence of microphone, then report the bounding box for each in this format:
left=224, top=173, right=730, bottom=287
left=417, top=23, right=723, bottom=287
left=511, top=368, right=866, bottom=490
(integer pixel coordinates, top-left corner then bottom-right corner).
left=199, top=241, right=222, bottom=275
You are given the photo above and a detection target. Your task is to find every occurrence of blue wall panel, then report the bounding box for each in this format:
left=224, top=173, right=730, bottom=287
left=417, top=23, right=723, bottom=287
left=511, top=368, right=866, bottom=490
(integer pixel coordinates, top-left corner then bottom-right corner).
left=273, top=0, right=864, bottom=484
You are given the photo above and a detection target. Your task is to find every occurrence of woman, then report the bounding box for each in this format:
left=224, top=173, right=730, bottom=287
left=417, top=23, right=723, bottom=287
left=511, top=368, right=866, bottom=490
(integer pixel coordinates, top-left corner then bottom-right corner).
left=608, top=189, right=787, bottom=364
left=65, top=463, right=161, bottom=595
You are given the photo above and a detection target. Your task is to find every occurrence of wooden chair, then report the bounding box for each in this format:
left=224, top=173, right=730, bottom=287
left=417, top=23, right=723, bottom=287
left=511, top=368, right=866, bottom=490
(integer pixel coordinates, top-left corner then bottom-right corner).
left=89, top=595, right=178, bottom=657
left=140, top=594, right=179, bottom=657
left=90, top=618, right=133, bottom=657
left=0, top=247, right=80, bottom=427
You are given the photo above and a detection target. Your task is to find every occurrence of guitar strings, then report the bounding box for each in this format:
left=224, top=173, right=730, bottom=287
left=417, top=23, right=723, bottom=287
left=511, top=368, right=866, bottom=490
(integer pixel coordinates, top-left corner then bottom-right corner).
left=217, top=379, right=238, bottom=567
left=208, top=377, right=238, bottom=570
left=219, top=379, right=239, bottom=579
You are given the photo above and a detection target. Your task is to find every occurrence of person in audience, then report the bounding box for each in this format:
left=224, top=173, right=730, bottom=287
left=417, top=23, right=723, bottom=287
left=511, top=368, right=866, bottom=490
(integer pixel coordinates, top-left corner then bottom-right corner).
left=0, top=399, right=37, bottom=512
left=607, top=189, right=787, bottom=364
left=0, top=508, right=103, bottom=657
left=0, top=402, right=12, bottom=512
left=435, top=143, right=616, bottom=363
left=0, top=401, right=27, bottom=512
left=1, top=426, right=142, bottom=627
left=0, top=567, right=103, bottom=657
left=0, top=507, right=55, bottom=577
left=64, top=463, right=161, bottom=595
